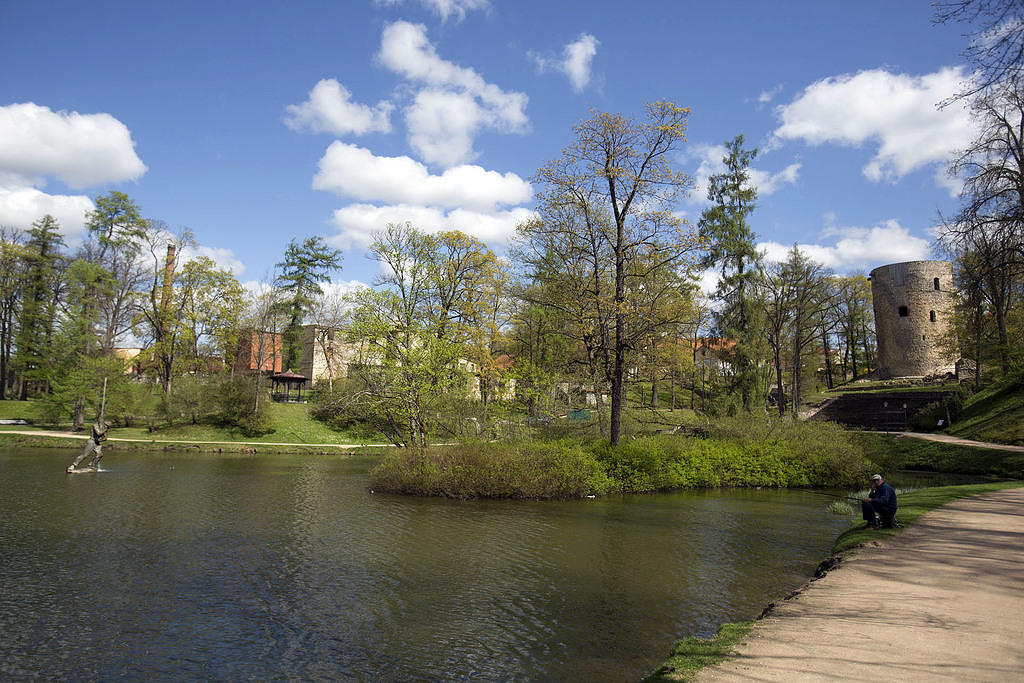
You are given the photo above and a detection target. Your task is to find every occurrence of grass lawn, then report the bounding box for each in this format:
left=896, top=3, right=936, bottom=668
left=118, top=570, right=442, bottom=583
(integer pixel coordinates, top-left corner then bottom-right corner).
left=0, top=399, right=383, bottom=446
left=115, top=402, right=381, bottom=444
left=946, top=375, right=1024, bottom=445
left=0, top=399, right=45, bottom=422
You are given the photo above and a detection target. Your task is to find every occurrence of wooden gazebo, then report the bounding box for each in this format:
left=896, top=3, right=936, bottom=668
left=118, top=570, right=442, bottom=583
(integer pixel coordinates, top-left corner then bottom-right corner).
left=270, top=370, right=308, bottom=402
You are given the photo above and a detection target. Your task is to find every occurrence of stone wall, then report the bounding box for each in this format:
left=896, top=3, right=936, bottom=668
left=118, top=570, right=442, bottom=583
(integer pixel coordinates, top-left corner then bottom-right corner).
left=870, top=260, right=955, bottom=378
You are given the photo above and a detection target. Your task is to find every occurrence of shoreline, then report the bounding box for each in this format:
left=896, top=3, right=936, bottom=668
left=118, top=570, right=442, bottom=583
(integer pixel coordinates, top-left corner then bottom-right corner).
left=0, top=428, right=393, bottom=455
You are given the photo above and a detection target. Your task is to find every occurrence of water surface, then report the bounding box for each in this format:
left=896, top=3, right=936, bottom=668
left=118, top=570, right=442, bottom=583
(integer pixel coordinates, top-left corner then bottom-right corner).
left=0, top=449, right=850, bottom=681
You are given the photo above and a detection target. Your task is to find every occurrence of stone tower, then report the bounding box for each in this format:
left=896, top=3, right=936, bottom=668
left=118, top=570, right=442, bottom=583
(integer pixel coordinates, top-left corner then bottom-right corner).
left=870, top=260, right=955, bottom=379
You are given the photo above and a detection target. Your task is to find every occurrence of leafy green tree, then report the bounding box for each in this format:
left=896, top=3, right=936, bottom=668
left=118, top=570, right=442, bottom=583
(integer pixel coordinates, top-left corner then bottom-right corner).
left=275, top=236, right=342, bottom=371
left=341, top=223, right=469, bottom=448
left=83, top=191, right=148, bottom=350
left=781, top=247, right=833, bottom=414
left=699, top=135, right=765, bottom=412
left=832, top=275, right=874, bottom=381
left=15, top=215, right=65, bottom=399
left=176, top=256, right=246, bottom=374
left=0, top=227, right=24, bottom=399
left=45, top=258, right=117, bottom=429
left=525, top=101, right=700, bottom=445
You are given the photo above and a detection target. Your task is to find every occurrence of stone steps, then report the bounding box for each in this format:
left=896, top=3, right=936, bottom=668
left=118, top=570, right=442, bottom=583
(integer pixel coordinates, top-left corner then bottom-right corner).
left=810, top=391, right=950, bottom=430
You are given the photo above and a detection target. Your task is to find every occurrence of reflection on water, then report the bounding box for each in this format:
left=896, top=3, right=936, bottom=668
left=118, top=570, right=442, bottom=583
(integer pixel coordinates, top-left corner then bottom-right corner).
left=0, top=449, right=849, bottom=681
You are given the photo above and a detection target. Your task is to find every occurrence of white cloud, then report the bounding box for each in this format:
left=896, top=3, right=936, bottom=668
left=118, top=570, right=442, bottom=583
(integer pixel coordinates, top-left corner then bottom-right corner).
left=374, top=0, right=490, bottom=22
left=561, top=34, right=600, bottom=92
left=184, top=244, right=247, bottom=277
left=758, top=84, right=784, bottom=104
left=0, top=102, right=146, bottom=241
left=0, top=102, right=146, bottom=189
left=404, top=89, right=484, bottom=166
left=328, top=203, right=535, bottom=248
left=284, top=79, right=393, bottom=136
left=758, top=219, right=932, bottom=273
left=772, top=68, right=976, bottom=188
left=378, top=20, right=529, bottom=166
left=313, top=142, right=531, bottom=211
left=685, top=143, right=800, bottom=205
left=530, top=33, right=600, bottom=93
left=320, top=279, right=371, bottom=301
left=0, top=186, right=93, bottom=239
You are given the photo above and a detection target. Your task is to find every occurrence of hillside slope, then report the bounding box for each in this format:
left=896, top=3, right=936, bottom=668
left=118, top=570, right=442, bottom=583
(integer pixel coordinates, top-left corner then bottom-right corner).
left=947, top=376, right=1024, bottom=446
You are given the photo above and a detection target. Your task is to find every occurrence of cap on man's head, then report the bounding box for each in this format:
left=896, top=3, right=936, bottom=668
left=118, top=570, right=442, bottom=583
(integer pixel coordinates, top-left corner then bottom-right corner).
left=872, top=474, right=882, bottom=480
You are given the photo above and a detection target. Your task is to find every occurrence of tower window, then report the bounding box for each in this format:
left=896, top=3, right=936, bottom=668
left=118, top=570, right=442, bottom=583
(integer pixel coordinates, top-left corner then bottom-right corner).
left=930, top=310, right=936, bottom=322
left=934, top=277, right=940, bottom=290
left=898, top=306, right=908, bottom=317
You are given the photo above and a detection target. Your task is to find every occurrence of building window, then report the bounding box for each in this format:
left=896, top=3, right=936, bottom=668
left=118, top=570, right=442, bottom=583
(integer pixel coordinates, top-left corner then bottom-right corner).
left=898, top=306, right=908, bottom=317
left=930, top=310, right=936, bottom=322
left=934, top=277, right=940, bottom=290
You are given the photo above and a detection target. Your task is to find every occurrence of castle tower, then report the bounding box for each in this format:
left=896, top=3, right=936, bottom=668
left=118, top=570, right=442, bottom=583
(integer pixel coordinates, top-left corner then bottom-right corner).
left=870, top=260, right=955, bottom=379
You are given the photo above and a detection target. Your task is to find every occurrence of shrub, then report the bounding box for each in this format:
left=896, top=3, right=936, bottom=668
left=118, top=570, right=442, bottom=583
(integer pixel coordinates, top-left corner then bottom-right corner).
left=214, top=375, right=273, bottom=436
left=370, top=440, right=612, bottom=499
left=371, top=420, right=873, bottom=499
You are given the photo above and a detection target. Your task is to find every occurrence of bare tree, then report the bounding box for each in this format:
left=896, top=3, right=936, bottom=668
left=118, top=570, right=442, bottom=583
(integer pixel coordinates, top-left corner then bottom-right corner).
left=935, top=0, right=1024, bottom=102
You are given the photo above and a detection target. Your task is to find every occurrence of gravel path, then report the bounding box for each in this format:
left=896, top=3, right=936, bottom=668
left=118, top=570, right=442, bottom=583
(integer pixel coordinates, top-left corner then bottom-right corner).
left=699, top=487, right=1024, bottom=681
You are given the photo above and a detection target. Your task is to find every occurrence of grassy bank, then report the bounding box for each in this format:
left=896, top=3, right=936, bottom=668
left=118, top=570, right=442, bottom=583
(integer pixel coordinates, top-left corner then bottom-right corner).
left=645, top=480, right=1024, bottom=681
left=0, top=430, right=389, bottom=455
left=946, top=374, right=1024, bottom=445
left=0, top=399, right=384, bottom=451
left=370, top=420, right=871, bottom=498
left=856, top=432, right=1024, bottom=479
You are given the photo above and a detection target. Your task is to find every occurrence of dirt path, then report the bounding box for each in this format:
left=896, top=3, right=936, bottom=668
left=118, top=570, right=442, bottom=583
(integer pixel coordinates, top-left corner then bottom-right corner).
left=889, top=431, right=1024, bottom=453
left=698, top=487, right=1024, bottom=681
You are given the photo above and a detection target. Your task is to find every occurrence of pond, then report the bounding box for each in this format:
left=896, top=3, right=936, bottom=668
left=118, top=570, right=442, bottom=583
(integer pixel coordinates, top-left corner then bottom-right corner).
left=0, top=449, right=852, bottom=681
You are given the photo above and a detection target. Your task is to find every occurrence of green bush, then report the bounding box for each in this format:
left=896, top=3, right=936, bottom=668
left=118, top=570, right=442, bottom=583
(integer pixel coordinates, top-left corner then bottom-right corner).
left=214, top=375, right=273, bottom=436
left=371, top=420, right=872, bottom=499
left=370, top=439, right=612, bottom=499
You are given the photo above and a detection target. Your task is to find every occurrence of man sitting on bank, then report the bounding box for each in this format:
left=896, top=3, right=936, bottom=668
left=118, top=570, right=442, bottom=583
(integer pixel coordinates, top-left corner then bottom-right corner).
left=862, top=474, right=898, bottom=529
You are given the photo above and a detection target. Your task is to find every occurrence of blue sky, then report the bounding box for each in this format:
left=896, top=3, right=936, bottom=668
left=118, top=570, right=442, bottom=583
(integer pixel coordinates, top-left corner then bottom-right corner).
left=0, top=0, right=977, bottom=290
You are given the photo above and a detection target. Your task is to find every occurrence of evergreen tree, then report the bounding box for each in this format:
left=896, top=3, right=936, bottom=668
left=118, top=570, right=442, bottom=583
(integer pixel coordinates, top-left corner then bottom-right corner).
left=699, top=135, right=764, bottom=412
left=275, top=236, right=342, bottom=371
left=14, top=215, right=65, bottom=399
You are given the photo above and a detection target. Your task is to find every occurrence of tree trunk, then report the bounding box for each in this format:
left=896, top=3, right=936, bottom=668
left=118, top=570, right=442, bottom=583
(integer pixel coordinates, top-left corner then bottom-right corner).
left=774, top=346, right=785, bottom=416
left=821, top=325, right=834, bottom=390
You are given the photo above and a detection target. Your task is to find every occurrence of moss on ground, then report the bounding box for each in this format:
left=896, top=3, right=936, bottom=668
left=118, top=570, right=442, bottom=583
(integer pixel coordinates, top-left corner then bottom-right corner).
left=643, top=621, right=754, bottom=682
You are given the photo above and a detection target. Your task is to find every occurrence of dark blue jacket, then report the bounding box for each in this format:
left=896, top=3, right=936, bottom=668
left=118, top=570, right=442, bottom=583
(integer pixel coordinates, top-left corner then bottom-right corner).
left=869, top=481, right=898, bottom=514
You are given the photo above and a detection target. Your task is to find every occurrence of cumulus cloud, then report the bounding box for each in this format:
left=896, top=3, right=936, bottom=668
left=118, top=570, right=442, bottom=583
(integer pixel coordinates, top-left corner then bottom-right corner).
left=685, top=143, right=801, bottom=205
left=404, top=89, right=485, bottom=166
left=284, top=79, right=393, bottom=136
left=0, top=103, right=146, bottom=241
left=772, top=67, right=976, bottom=188
left=313, top=141, right=531, bottom=211
left=0, top=186, right=94, bottom=238
left=378, top=20, right=528, bottom=166
left=328, top=203, right=535, bottom=248
left=561, top=34, right=600, bottom=92
left=758, top=219, right=932, bottom=273
left=178, top=244, right=248, bottom=277
left=0, top=102, right=147, bottom=189
left=530, top=33, right=600, bottom=93
left=311, top=142, right=533, bottom=247
left=374, top=0, right=490, bottom=22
